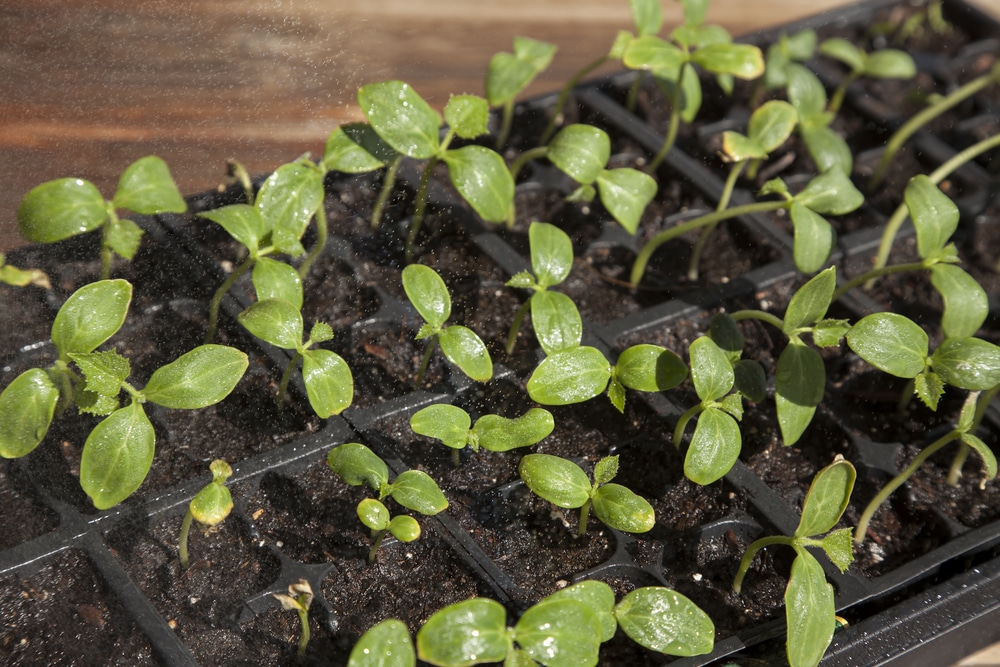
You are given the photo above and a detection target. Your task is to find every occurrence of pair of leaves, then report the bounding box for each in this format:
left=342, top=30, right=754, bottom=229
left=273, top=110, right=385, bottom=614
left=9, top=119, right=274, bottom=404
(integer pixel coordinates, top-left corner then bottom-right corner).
left=720, top=100, right=798, bottom=162
left=410, top=404, right=554, bottom=453
left=819, top=38, right=916, bottom=79
left=486, top=37, right=557, bottom=108
left=357, top=498, right=421, bottom=542
left=0, top=253, right=49, bottom=289
left=763, top=29, right=817, bottom=91
left=327, top=442, right=448, bottom=516
left=786, top=64, right=852, bottom=174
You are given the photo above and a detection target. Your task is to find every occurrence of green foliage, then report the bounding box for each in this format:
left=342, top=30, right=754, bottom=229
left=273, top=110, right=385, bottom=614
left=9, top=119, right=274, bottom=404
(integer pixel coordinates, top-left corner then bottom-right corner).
left=0, top=253, right=49, bottom=289
left=179, top=459, right=234, bottom=569
left=348, top=619, right=416, bottom=667
left=410, top=404, right=554, bottom=458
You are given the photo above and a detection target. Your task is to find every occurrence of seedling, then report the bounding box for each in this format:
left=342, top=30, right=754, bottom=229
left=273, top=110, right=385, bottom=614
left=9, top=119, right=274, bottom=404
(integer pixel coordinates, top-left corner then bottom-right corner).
left=505, top=222, right=581, bottom=355
left=0, top=253, right=49, bottom=289
left=785, top=64, right=853, bottom=175
left=518, top=454, right=654, bottom=536
left=401, top=264, right=493, bottom=383
left=757, top=29, right=817, bottom=102
left=178, top=459, right=234, bottom=569
left=818, top=38, right=916, bottom=114
left=274, top=579, right=314, bottom=659
left=734, top=458, right=856, bottom=667
left=0, top=279, right=248, bottom=509
left=485, top=36, right=557, bottom=149
left=322, top=122, right=401, bottom=228
left=348, top=619, right=415, bottom=667
left=16, top=156, right=187, bottom=280
left=410, top=403, right=554, bottom=466
left=507, top=124, right=657, bottom=233
left=327, top=442, right=448, bottom=563
left=416, top=580, right=714, bottom=666
left=236, top=261, right=354, bottom=418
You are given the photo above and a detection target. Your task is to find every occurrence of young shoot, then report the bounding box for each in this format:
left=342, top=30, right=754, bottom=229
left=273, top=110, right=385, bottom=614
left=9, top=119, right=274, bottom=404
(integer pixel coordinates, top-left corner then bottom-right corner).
left=756, top=29, right=817, bottom=103
left=327, top=442, right=448, bottom=564
left=785, top=64, right=853, bottom=175
left=734, top=458, right=856, bottom=667
left=348, top=619, right=415, bottom=667
left=485, top=36, right=557, bottom=150
left=410, top=403, right=554, bottom=467
left=273, top=579, right=314, bottom=659
left=16, top=156, right=187, bottom=279
left=0, top=253, right=49, bottom=289
left=818, top=38, right=916, bottom=114
left=401, top=264, right=493, bottom=383
left=518, top=454, right=655, bottom=537
left=321, top=122, right=401, bottom=228
left=178, top=459, right=234, bottom=569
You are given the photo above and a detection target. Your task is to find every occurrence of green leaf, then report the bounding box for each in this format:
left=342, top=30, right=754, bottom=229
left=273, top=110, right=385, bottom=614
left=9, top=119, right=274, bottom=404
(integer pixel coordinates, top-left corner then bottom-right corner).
left=812, top=319, right=852, bottom=348
left=795, top=170, right=863, bottom=216
left=358, top=497, right=391, bottom=532
left=322, top=123, right=395, bottom=174
left=80, top=401, right=155, bottom=509
left=348, top=619, right=415, bottom=667
left=690, top=336, right=734, bottom=402
left=389, top=470, right=448, bottom=515
left=256, top=161, right=324, bottom=257
left=527, top=346, right=611, bottom=405
left=547, top=125, right=610, bottom=186
left=541, top=581, right=617, bottom=643
left=733, top=360, right=767, bottom=404
left=0, top=369, right=59, bottom=458
left=309, top=321, right=335, bottom=344
left=438, top=326, right=493, bottom=383
left=785, top=549, right=835, bottom=667
left=389, top=515, right=422, bottom=542
left=616, top=344, right=688, bottom=393
left=608, top=30, right=634, bottom=60
left=690, top=43, right=764, bottom=79
left=197, top=204, right=269, bottom=257
left=595, top=168, right=657, bottom=234
left=721, top=132, right=767, bottom=162
left=775, top=343, right=825, bottom=446
left=359, top=81, right=442, bottom=159
left=796, top=458, right=856, bottom=537
left=962, top=433, right=998, bottom=483
left=106, top=217, right=145, bottom=260
left=515, top=599, right=602, bottom=667
left=592, top=483, right=655, bottom=533
left=623, top=35, right=684, bottom=74
left=685, top=407, right=741, bottom=485
left=957, top=390, right=979, bottom=433
left=846, top=313, right=928, bottom=378
left=790, top=203, right=835, bottom=274
left=528, top=222, right=574, bottom=288
left=17, top=177, right=108, bottom=243
left=443, top=146, right=514, bottom=224
left=718, top=393, right=745, bottom=420
left=784, top=266, right=837, bottom=333
left=914, top=371, right=945, bottom=411
left=444, top=94, right=490, bottom=140
left=821, top=527, right=855, bottom=573
left=759, top=177, right=790, bottom=199
left=906, top=175, right=959, bottom=259
left=607, top=377, right=627, bottom=413
left=417, top=598, right=509, bottom=667
left=709, top=313, right=745, bottom=360
left=786, top=64, right=827, bottom=121
left=513, top=36, right=557, bottom=72
left=474, top=408, right=554, bottom=452
left=486, top=53, right=537, bottom=108
left=932, top=337, right=1000, bottom=391
left=112, top=156, right=186, bottom=214
left=593, top=455, right=619, bottom=486
left=143, top=345, right=248, bottom=409
left=519, top=454, right=592, bottom=509
left=69, top=350, right=130, bottom=397
left=402, top=264, right=451, bottom=330
left=301, top=348, right=353, bottom=417
left=801, top=126, right=853, bottom=175
left=412, top=404, right=472, bottom=450
left=328, top=443, right=389, bottom=492
left=76, top=389, right=118, bottom=416
left=238, top=298, right=303, bottom=350
left=930, top=264, right=988, bottom=339
left=614, top=587, right=715, bottom=656
left=52, top=279, right=132, bottom=357
left=864, top=49, right=916, bottom=78
left=818, top=38, right=866, bottom=73
left=629, top=0, right=662, bottom=36
left=657, top=64, right=703, bottom=123
left=748, top=100, right=798, bottom=153
left=506, top=271, right=537, bottom=290
left=252, top=257, right=303, bottom=310
left=189, top=463, right=234, bottom=527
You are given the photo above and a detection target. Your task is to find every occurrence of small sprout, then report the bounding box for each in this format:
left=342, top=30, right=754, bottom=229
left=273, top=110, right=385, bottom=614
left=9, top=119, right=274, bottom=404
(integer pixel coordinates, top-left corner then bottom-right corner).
left=178, top=459, right=234, bottom=569
left=0, top=253, right=50, bottom=289
left=321, top=122, right=401, bottom=228
left=410, top=404, right=554, bottom=466
left=818, top=37, right=916, bottom=114
left=358, top=498, right=422, bottom=564
left=348, top=619, right=415, bottom=667
left=518, top=454, right=655, bottom=536
left=274, top=579, right=314, bottom=659
left=486, top=36, right=557, bottom=149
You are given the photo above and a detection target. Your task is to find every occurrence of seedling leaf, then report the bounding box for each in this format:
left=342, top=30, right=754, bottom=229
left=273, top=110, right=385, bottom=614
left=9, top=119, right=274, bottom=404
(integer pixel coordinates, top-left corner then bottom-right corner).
left=0, top=369, right=59, bottom=458
left=930, top=264, right=988, bottom=339
left=359, top=81, right=442, bottom=159
left=784, top=266, right=836, bottom=334
left=527, top=346, right=611, bottom=405
left=143, top=345, right=248, bottom=409
left=197, top=204, right=269, bottom=256
left=515, top=599, right=602, bottom=667
left=402, top=265, right=451, bottom=329
left=906, top=175, right=959, bottom=259
left=301, top=348, right=354, bottom=417
left=818, top=38, right=865, bottom=72
left=616, top=344, right=688, bottom=393
left=531, top=290, right=583, bottom=355
left=595, top=168, right=657, bottom=234
left=474, top=408, right=554, bottom=452
left=690, top=43, right=764, bottom=79
left=348, top=619, right=415, bottom=667
left=846, top=313, right=928, bottom=378
left=256, top=161, right=324, bottom=257
left=411, top=404, right=472, bottom=450
left=685, top=407, right=741, bottom=485
left=865, top=49, right=917, bottom=78
left=932, top=337, right=1000, bottom=391
left=112, top=156, right=186, bottom=214
left=548, top=125, right=611, bottom=186
left=747, top=100, right=798, bottom=153
left=388, top=515, right=421, bottom=542
left=961, top=434, right=998, bottom=483
left=592, top=483, right=655, bottom=533
left=519, top=454, right=591, bottom=509
left=442, top=146, right=514, bottom=223
left=323, top=123, right=395, bottom=173
left=789, top=203, right=835, bottom=273
left=80, top=401, right=155, bottom=509
left=690, top=336, right=734, bottom=402
left=733, top=360, right=767, bottom=403
left=822, top=527, right=855, bottom=573
left=796, top=458, right=855, bottom=537
left=358, top=498, right=391, bottom=532
left=794, top=169, right=863, bottom=216
left=444, top=94, right=489, bottom=139
left=106, top=218, right=145, bottom=260
left=438, top=325, right=493, bottom=382
left=69, top=350, right=131, bottom=398
left=785, top=549, right=835, bottom=667
left=542, top=580, right=617, bottom=642
left=252, top=257, right=303, bottom=310
left=529, top=222, right=574, bottom=288
left=416, top=598, right=509, bottom=667
left=614, top=587, right=715, bottom=656
left=629, top=0, right=663, bottom=36
left=914, top=371, right=945, bottom=411
left=327, top=443, right=389, bottom=492
left=17, top=177, right=107, bottom=243
left=775, top=343, right=825, bottom=446
left=389, top=470, right=448, bottom=515
left=238, top=298, right=304, bottom=349
left=52, top=279, right=132, bottom=357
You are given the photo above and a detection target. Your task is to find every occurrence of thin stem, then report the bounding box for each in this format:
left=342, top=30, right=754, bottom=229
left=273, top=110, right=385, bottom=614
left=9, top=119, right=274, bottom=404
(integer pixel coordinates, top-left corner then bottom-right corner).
left=296, top=204, right=327, bottom=280
left=687, top=161, right=747, bottom=281
left=277, top=351, right=302, bottom=410
left=100, top=220, right=115, bottom=280
left=371, top=155, right=403, bottom=229
left=416, top=336, right=439, bottom=384
left=368, top=528, right=388, bottom=565
left=673, top=404, right=704, bottom=450
left=452, top=448, right=461, bottom=468
left=296, top=607, right=310, bottom=658
left=827, top=71, right=858, bottom=115
left=948, top=386, right=1000, bottom=486
left=577, top=498, right=593, bottom=537
left=178, top=509, right=194, bottom=569
left=831, top=261, right=927, bottom=302
left=947, top=445, right=970, bottom=488
left=625, top=71, right=643, bottom=112
left=630, top=199, right=789, bottom=286
left=406, top=156, right=440, bottom=262
left=646, top=62, right=688, bottom=173
left=729, top=309, right=785, bottom=331
left=540, top=54, right=610, bottom=145
left=733, top=535, right=791, bottom=593
left=855, top=428, right=961, bottom=544
left=506, top=298, right=533, bottom=355
left=508, top=146, right=549, bottom=182
left=205, top=256, right=256, bottom=343
left=496, top=99, right=515, bottom=151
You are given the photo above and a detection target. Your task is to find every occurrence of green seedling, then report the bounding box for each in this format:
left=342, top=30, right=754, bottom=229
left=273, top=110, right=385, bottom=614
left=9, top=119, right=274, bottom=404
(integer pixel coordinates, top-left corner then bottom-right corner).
left=785, top=64, right=852, bottom=175
left=416, top=580, right=714, bottom=666
left=410, top=404, right=554, bottom=466
left=358, top=82, right=514, bottom=257
left=236, top=261, right=353, bottom=418
left=486, top=36, right=557, bottom=149
left=505, top=222, right=581, bottom=355
left=507, top=124, right=657, bottom=232
left=348, top=619, right=415, bottom=667
left=322, top=122, right=402, bottom=228
left=401, top=264, right=493, bottom=383
left=518, top=454, right=655, bottom=536
left=274, top=579, right=314, bottom=659
left=757, top=29, right=817, bottom=101
left=16, top=156, right=187, bottom=280
left=734, top=458, right=856, bottom=667
left=631, top=168, right=864, bottom=286
left=327, top=442, right=448, bottom=564
left=0, top=279, right=248, bottom=509
left=0, top=253, right=49, bottom=289
left=622, top=0, right=765, bottom=171
left=818, top=38, right=916, bottom=114
left=178, top=459, right=234, bottom=569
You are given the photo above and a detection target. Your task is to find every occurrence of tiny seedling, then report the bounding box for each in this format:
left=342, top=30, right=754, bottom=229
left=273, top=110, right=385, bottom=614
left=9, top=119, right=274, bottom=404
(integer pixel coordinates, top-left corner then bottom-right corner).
left=327, top=442, right=448, bottom=564
left=321, top=122, right=402, bottom=228
left=785, top=64, right=853, bottom=175
left=410, top=403, right=554, bottom=466
left=734, top=458, right=856, bottom=667
left=16, top=156, right=187, bottom=280
left=485, top=36, right=557, bottom=149
left=401, top=264, right=493, bottom=383
left=348, top=619, right=415, bottom=667
left=757, top=29, right=817, bottom=101
left=818, top=38, right=916, bottom=114
left=518, top=454, right=655, bottom=536
left=274, top=579, right=314, bottom=659
left=0, top=253, right=49, bottom=289
left=178, top=459, right=234, bottom=569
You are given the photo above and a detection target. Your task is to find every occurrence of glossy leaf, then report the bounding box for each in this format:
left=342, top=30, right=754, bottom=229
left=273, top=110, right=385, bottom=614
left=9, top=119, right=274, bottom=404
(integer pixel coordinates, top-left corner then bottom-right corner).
left=528, top=222, right=573, bottom=288
left=238, top=299, right=303, bottom=350
left=614, top=587, right=715, bottom=656
left=785, top=549, right=835, bottom=667
left=623, top=35, right=684, bottom=74
left=474, top=408, right=554, bottom=452
left=795, top=170, right=863, bottom=216
left=592, top=483, right=655, bottom=533
left=721, top=133, right=766, bottom=162
left=907, top=175, right=959, bottom=259
left=251, top=257, right=302, bottom=309
left=547, top=125, right=610, bottom=186
left=801, top=126, right=852, bottom=174
left=818, top=38, right=865, bottom=72
left=789, top=203, right=835, bottom=273
left=930, top=264, right=988, bottom=339
left=106, top=217, right=144, bottom=260
left=932, top=337, right=1000, bottom=391
left=143, top=345, right=247, bottom=409
left=17, top=177, right=107, bottom=243
left=748, top=100, right=798, bottom=152
left=444, top=94, right=489, bottom=140
left=486, top=52, right=536, bottom=107
left=594, top=455, right=619, bottom=486
left=515, top=599, right=602, bottom=667
left=323, top=123, right=394, bottom=174
left=328, top=443, right=389, bottom=492
left=389, top=470, right=448, bottom=515
left=865, top=49, right=916, bottom=78
left=197, top=204, right=269, bottom=257
left=708, top=313, right=744, bottom=360
left=519, top=454, right=591, bottom=509
left=685, top=407, right=741, bottom=485
left=52, top=279, right=132, bottom=357
left=302, top=348, right=354, bottom=417
left=796, top=459, right=855, bottom=537
left=847, top=313, right=928, bottom=378
left=80, top=401, right=155, bottom=509
left=438, top=325, right=493, bottom=382
left=416, top=598, right=509, bottom=667
left=784, top=267, right=836, bottom=333
left=786, top=63, right=827, bottom=120
left=616, top=344, right=687, bottom=393
left=402, top=264, right=451, bottom=329
left=411, top=404, right=471, bottom=450
left=734, top=359, right=768, bottom=403
left=0, top=369, right=59, bottom=458
left=962, top=433, right=998, bottom=482
left=359, top=81, right=441, bottom=159
left=914, top=371, right=945, bottom=411
left=256, top=161, right=324, bottom=257
left=388, top=515, right=421, bottom=542
left=531, top=291, right=582, bottom=356
left=359, top=497, right=391, bottom=531
left=690, top=336, right=734, bottom=402
left=629, top=0, right=662, bottom=36
left=690, top=43, right=764, bottom=79
left=69, top=350, right=130, bottom=398
left=541, top=580, right=617, bottom=643
left=822, top=527, right=856, bottom=573
left=112, top=156, right=186, bottom=214
left=595, top=168, right=657, bottom=234
left=442, top=146, right=514, bottom=224
left=348, top=619, right=416, bottom=667
left=527, top=346, right=611, bottom=405
left=189, top=460, right=234, bottom=527
left=775, top=343, right=825, bottom=446
left=812, top=319, right=852, bottom=348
